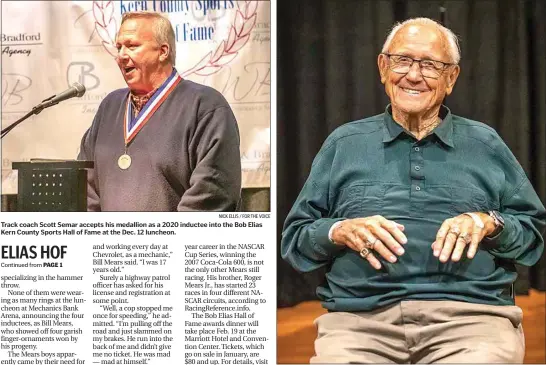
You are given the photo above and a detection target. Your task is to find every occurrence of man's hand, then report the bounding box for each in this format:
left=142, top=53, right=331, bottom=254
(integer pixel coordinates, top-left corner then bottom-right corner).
left=331, top=215, right=407, bottom=269
left=433, top=212, right=496, bottom=262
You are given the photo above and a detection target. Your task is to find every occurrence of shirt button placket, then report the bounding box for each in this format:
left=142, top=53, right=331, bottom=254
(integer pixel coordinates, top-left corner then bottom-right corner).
left=410, top=143, right=425, bottom=214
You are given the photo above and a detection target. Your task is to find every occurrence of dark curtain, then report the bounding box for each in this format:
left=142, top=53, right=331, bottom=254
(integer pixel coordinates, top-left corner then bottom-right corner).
left=277, top=0, right=546, bottom=307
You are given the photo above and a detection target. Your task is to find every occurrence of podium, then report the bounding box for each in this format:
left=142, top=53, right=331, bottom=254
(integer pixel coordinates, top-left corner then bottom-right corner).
left=8, top=160, right=93, bottom=212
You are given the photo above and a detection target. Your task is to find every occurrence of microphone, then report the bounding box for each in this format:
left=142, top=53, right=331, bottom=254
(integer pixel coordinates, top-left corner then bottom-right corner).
left=36, top=82, right=86, bottom=109
left=1, top=82, right=86, bottom=139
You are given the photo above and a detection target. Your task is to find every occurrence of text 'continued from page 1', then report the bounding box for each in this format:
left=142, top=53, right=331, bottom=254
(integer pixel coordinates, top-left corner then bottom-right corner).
left=0, top=213, right=275, bottom=365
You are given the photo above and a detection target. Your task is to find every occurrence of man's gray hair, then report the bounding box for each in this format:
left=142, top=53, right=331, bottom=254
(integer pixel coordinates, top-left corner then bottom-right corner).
left=120, top=11, right=176, bottom=65
left=381, top=17, right=460, bottom=64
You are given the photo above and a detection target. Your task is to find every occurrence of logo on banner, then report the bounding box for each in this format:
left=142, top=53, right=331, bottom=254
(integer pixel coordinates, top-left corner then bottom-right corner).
left=67, top=62, right=101, bottom=91
left=2, top=73, right=33, bottom=107
left=92, top=0, right=257, bottom=77
left=1, top=33, right=41, bottom=57
left=65, top=62, right=107, bottom=114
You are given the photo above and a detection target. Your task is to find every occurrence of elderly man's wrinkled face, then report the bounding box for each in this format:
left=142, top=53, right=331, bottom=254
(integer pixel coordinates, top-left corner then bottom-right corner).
left=378, top=24, right=460, bottom=118
left=115, top=18, right=168, bottom=94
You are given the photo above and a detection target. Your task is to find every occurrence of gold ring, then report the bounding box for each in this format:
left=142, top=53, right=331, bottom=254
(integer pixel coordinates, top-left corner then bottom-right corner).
left=360, top=247, right=371, bottom=259
left=459, top=233, right=471, bottom=243
left=365, top=238, right=377, bottom=249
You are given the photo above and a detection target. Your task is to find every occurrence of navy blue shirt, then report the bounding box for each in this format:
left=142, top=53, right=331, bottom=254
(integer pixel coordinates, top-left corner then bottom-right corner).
left=281, top=105, right=546, bottom=312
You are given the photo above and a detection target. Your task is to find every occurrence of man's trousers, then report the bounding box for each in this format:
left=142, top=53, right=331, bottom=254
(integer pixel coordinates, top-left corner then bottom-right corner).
left=311, top=300, right=525, bottom=363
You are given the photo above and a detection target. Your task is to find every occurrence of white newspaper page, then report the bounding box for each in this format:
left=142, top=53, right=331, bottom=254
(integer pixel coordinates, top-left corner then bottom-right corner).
left=1, top=1, right=277, bottom=363
left=0, top=213, right=276, bottom=365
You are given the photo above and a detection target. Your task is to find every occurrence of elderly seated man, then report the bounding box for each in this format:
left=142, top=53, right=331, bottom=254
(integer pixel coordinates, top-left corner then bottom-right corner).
left=281, top=17, right=545, bottom=364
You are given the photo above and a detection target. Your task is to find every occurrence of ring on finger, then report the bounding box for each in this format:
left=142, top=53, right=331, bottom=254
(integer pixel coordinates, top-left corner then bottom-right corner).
left=459, top=233, right=471, bottom=243
left=360, top=247, right=371, bottom=259
left=365, top=238, right=377, bottom=249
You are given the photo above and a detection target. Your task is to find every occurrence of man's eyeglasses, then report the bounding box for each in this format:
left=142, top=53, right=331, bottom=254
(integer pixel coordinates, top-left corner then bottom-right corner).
left=382, top=53, right=455, bottom=79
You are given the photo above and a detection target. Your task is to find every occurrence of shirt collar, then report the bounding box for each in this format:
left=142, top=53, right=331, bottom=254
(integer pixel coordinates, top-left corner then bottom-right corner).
left=131, top=87, right=158, bottom=114
left=382, top=104, right=455, bottom=148
left=129, top=67, right=178, bottom=114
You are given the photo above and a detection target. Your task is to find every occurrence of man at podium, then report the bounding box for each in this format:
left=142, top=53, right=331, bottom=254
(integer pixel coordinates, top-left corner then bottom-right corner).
left=78, top=11, right=241, bottom=212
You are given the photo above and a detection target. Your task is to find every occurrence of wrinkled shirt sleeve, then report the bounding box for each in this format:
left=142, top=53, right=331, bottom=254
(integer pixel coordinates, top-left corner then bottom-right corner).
left=281, top=141, right=345, bottom=273
left=483, top=140, right=546, bottom=266
left=485, top=177, right=545, bottom=266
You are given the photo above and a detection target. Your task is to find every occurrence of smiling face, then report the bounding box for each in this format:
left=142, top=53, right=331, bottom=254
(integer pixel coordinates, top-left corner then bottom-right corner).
left=115, top=18, right=170, bottom=94
left=378, top=24, right=460, bottom=120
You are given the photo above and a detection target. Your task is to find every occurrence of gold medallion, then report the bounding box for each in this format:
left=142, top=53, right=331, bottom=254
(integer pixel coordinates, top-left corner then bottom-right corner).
left=118, top=154, right=132, bottom=170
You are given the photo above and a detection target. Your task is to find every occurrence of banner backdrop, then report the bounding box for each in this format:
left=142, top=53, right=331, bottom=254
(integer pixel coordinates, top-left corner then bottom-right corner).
left=1, top=0, right=271, bottom=193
